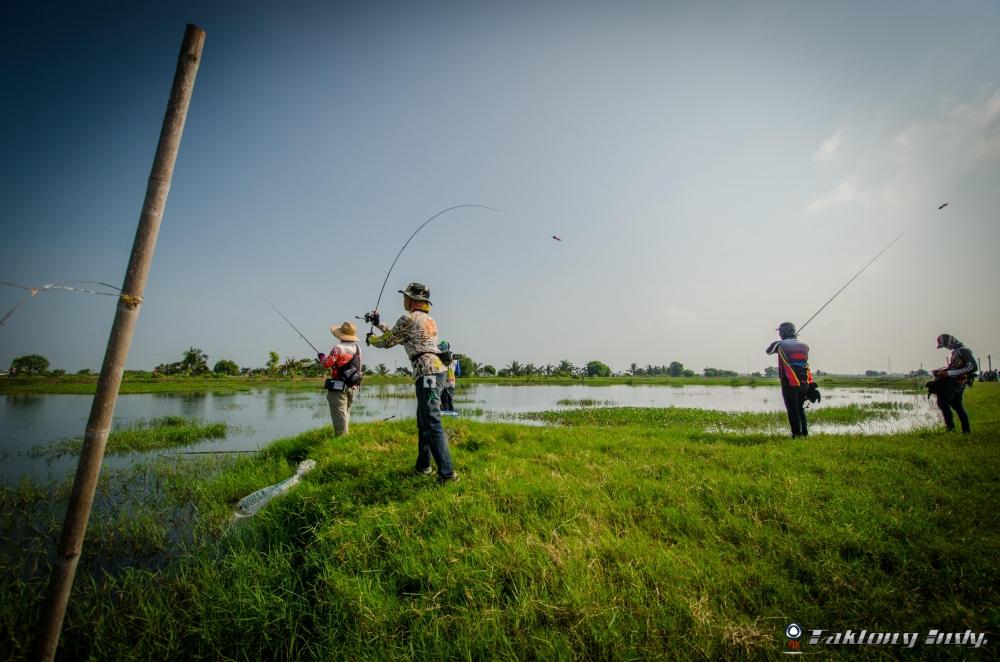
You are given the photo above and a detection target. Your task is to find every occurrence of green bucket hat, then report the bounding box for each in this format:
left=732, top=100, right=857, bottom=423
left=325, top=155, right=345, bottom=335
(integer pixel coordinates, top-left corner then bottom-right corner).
left=399, top=282, right=432, bottom=304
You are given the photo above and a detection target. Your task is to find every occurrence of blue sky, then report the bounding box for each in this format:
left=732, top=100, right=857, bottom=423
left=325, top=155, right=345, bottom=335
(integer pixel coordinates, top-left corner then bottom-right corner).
left=2, top=1, right=998, bottom=375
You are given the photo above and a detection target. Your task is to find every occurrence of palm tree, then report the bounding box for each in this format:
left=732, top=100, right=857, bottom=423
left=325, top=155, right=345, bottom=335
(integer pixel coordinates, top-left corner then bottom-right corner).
left=180, top=347, right=209, bottom=375
left=376, top=363, right=389, bottom=376
left=505, top=360, right=522, bottom=377
left=281, top=356, right=299, bottom=377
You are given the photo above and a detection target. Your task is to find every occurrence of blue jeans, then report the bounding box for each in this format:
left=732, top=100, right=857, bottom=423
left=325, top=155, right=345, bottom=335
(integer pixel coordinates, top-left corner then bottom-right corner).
left=414, top=372, right=454, bottom=477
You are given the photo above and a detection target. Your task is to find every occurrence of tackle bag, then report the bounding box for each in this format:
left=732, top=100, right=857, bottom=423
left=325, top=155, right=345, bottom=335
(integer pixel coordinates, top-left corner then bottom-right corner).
left=805, top=382, right=821, bottom=404
left=326, top=345, right=363, bottom=390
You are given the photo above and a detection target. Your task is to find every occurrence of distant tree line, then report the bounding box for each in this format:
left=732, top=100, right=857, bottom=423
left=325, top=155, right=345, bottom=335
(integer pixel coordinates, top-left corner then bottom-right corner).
left=12, top=350, right=888, bottom=381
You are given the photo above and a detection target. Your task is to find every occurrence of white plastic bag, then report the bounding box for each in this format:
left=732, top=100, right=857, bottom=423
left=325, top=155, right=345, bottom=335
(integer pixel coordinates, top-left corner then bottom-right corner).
left=233, top=459, right=316, bottom=519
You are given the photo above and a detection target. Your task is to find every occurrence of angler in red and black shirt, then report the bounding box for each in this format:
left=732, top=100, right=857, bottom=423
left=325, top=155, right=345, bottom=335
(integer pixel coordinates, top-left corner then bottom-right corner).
left=766, top=322, right=815, bottom=438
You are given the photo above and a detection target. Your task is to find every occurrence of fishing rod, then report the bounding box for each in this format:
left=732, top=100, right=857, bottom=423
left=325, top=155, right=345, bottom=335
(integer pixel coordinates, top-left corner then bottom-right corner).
left=797, top=233, right=904, bottom=334
left=358, top=204, right=500, bottom=327
left=265, top=297, right=321, bottom=355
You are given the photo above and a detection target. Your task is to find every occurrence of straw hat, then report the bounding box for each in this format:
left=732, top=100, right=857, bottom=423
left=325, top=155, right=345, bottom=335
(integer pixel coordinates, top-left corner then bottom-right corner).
left=331, top=321, right=358, bottom=341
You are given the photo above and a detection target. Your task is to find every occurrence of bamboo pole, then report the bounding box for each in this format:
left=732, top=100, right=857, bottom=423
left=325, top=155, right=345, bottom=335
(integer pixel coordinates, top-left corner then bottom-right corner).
left=35, top=24, right=205, bottom=661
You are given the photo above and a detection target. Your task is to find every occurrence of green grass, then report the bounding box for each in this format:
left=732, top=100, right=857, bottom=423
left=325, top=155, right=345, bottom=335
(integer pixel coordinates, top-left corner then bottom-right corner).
left=524, top=401, right=914, bottom=433
left=1, top=386, right=997, bottom=660
left=29, top=416, right=228, bottom=458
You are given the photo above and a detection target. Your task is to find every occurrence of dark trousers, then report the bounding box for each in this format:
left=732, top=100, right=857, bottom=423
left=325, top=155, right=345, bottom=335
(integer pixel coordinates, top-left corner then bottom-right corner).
left=781, top=384, right=809, bottom=437
left=441, top=385, right=454, bottom=412
left=414, top=372, right=455, bottom=477
left=937, top=382, right=971, bottom=433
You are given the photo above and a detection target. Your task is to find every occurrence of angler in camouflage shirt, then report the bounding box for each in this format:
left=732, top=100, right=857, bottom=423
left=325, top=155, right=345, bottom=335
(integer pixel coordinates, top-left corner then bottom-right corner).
left=367, top=282, right=458, bottom=483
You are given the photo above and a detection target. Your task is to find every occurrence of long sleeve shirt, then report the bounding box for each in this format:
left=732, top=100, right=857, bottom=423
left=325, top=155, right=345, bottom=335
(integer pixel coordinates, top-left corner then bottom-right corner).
left=765, top=338, right=814, bottom=387
left=939, top=346, right=976, bottom=383
left=369, top=310, right=445, bottom=379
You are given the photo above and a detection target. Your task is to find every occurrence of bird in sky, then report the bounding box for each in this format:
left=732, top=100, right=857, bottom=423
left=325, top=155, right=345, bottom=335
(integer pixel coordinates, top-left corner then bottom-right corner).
left=938, top=202, right=949, bottom=210
left=552, top=235, right=562, bottom=241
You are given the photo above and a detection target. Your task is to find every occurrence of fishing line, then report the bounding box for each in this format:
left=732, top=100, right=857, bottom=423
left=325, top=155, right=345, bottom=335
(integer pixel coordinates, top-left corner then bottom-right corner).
left=797, top=233, right=904, bottom=334
left=264, top=297, right=321, bottom=355
left=369, top=204, right=500, bottom=318
left=0, top=280, right=121, bottom=326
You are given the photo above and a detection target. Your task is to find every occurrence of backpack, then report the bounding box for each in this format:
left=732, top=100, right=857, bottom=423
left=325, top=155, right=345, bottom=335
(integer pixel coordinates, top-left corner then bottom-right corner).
left=338, top=344, right=363, bottom=387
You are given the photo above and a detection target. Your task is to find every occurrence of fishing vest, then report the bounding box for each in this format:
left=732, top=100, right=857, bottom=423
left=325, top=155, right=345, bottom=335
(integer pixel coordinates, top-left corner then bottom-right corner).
left=775, top=339, right=812, bottom=387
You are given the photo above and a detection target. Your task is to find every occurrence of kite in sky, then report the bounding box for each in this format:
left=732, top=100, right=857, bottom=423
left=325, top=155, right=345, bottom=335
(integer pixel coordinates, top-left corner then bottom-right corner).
left=938, top=202, right=949, bottom=210
left=552, top=235, right=562, bottom=242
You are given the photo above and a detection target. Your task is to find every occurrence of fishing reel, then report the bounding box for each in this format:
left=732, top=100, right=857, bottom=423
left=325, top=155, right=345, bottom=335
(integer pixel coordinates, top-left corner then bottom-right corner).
left=356, top=311, right=380, bottom=326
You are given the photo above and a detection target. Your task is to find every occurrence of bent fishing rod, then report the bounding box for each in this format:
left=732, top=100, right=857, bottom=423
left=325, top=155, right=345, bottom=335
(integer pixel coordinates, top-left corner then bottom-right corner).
left=797, top=232, right=904, bottom=335
left=358, top=204, right=500, bottom=327
left=265, top=297, right=321, bottom=355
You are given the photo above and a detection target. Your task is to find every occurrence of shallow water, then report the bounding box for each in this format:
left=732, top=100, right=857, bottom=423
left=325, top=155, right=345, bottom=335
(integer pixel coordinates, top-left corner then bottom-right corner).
left=1, top=384, right=939, bottom=484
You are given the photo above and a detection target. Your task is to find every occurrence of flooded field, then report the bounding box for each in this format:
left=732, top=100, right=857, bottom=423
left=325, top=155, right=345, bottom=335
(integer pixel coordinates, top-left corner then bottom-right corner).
left=1, top=383, right=938, bottom=484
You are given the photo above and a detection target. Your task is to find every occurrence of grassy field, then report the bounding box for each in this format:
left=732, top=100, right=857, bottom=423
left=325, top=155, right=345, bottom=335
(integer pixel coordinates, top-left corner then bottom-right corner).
left=1, top=385, right=997, bottom=660
left=0, top=372, right=927, bottom=395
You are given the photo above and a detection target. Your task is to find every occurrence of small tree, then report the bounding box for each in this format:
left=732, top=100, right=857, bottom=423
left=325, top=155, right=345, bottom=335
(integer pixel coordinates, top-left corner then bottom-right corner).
left=214, top=359, right=240, bottom=375
left=12, top=354, right=49, bottom=376
left=586, top=360, right=611, bottom=377
left=266, top=351, right=280, bottom=376
left=456, top=354, right=476, bottom=378
left=396, top=366, right=412, bottom=377
left=376, top=363, right=389, bottom=376
left=764, top=366, right=778, bottom=378
left=667, top=361, right=685, bottom=377
left=478, top=364, right=496, bottom=376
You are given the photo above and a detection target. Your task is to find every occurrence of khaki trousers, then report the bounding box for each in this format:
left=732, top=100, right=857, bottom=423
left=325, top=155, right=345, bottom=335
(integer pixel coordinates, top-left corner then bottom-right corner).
left=326, top=388, right=354, bottom=436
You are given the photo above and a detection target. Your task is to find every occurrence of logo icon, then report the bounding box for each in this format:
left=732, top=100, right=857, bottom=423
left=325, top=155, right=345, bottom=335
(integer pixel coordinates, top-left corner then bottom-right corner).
left=785, top=623, right=803, bottom=654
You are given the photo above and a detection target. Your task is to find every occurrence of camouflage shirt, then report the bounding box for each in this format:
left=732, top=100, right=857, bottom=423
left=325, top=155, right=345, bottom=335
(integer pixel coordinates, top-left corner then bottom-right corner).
left=370, top=310, right=445, bottom=379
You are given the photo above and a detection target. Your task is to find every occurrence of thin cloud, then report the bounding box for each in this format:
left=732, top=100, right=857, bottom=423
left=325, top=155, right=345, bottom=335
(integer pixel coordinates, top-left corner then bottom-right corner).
left=892, top=89, right=1000, bottom=169
left=812, top=131, right=844, bottom=163
left=804, top=176, right=859, bottom=214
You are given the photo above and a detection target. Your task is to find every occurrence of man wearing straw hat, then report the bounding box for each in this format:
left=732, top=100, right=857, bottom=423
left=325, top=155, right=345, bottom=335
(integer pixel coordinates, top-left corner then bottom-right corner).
left=318, top=321, right=363, bottom=437
left=367, top=282, right=459, bottom=484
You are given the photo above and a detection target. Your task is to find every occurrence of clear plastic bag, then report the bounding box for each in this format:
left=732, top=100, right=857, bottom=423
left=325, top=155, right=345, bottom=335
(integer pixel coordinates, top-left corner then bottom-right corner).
left=233, top=459, right=316, bottom=519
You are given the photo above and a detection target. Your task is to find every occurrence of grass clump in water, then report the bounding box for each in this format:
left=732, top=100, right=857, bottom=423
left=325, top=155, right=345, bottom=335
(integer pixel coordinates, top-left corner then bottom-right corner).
left=30, top=415, right=228, bottom=458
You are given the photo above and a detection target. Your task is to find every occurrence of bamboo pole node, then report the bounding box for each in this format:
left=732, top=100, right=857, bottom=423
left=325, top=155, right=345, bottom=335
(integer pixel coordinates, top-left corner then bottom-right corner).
left=119, top=294, right=143, bottom=307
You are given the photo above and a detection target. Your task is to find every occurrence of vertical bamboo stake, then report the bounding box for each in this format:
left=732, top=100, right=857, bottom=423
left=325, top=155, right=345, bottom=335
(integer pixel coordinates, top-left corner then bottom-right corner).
left=35, top=24, right=205, bottom=662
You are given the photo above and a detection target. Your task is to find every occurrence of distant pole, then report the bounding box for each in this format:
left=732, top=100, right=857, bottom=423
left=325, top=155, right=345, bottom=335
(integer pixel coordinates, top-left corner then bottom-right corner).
left=35, top=24, right=205, bottom=662
left=989, top=355, right=992, bottom=371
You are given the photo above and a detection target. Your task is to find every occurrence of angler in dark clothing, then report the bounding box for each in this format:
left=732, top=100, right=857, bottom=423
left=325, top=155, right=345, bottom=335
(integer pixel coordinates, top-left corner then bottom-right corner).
left=766, top=322, right=815, bottom=438
left=932, top=333, right=975, bottom=433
